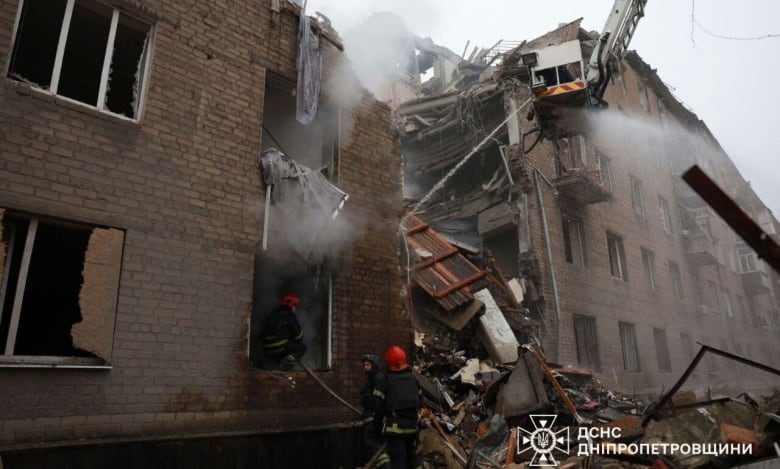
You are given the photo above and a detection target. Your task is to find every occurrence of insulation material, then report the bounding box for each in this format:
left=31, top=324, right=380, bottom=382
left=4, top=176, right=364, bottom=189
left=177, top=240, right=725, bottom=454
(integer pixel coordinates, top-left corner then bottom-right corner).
left=473, top=288, right=519, bottom=364
left=259, top=148, right=348, bottom=259
left=72, top=228, right=124, bottom=362
left=507, top=278, right=524, bottom=304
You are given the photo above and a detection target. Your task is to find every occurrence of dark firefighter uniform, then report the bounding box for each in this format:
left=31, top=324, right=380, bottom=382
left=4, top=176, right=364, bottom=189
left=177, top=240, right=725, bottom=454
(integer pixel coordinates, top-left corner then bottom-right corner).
left=262, top=304, right=305, bottom=370
left=361, top=355, right=389, bottom=468
left=382, top=366, right=421, bottom=469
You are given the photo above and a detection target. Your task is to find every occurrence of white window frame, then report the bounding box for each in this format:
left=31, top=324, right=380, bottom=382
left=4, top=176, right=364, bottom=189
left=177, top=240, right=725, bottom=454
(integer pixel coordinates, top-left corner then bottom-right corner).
left=658, top=195, right=672, bottom=234
left=6, top=0, right=154, bottom=122
left=641, top=248, right=656, bottom=291
left=607, top=234, right=626, bottom=280
left=0, top=212, right=122, bottom=368
left=737, top=247, right=758, bottom=273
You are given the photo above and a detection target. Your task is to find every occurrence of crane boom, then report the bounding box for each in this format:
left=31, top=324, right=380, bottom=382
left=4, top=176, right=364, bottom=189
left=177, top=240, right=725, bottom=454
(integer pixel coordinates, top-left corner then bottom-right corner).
left=587, top=0, right=648, bottom=96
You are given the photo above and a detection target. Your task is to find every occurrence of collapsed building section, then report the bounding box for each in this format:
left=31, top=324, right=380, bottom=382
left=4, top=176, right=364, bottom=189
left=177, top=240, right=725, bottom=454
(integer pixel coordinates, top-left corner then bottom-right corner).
left=388, top=10, right=780, bottom=468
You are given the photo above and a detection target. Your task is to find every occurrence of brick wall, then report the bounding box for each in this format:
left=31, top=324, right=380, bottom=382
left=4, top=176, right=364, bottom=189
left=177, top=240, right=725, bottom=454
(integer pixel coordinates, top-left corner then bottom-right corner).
left=0, top=0, right=406, bottom=448
left=520, top=59, right=778, bottom=394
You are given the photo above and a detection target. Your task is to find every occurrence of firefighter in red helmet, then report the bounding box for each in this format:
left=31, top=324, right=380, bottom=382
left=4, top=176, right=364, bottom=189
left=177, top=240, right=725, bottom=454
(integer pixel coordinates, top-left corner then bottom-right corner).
left=382, top=345, right=421, bottom=469
left=262, top=292, right=306, bottom=370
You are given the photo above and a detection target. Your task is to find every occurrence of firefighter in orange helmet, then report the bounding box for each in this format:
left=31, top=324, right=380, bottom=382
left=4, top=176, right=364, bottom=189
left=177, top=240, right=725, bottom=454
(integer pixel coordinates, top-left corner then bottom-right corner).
left=262, top=292, right=306, bottom=370
left=382, top=345, right=421, bottom=469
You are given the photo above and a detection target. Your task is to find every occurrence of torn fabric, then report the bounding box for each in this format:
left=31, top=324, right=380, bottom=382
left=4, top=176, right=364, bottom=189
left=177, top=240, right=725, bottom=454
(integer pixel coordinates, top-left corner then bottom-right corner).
left=296, top=9, right=322, bottom=124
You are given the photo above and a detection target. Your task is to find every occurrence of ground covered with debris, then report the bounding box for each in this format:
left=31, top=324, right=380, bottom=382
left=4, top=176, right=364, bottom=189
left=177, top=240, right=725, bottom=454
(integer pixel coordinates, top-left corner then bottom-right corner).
left=399, top=216, right=780, bottom=469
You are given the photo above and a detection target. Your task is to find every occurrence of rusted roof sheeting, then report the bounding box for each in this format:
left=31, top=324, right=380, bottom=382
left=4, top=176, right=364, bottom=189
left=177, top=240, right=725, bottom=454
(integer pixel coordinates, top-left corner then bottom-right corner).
left=403, top=215, right=486, bottom=310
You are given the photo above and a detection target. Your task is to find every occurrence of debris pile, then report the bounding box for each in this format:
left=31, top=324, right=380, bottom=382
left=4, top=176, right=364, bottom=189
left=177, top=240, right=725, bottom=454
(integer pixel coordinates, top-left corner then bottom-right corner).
left=401, top=216, right=780, bottom=468
left=410, top=332, right=780, bottom=469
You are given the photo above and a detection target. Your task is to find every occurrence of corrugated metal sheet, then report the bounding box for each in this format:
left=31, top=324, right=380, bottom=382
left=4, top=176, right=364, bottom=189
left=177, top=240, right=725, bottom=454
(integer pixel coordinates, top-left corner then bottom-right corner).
left=403, top=215, right=486, bottom=310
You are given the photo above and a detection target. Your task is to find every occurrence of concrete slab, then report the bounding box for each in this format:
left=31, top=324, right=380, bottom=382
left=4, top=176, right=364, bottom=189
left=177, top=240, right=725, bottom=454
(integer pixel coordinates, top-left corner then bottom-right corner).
left=474, top=289, right=519, bottom=364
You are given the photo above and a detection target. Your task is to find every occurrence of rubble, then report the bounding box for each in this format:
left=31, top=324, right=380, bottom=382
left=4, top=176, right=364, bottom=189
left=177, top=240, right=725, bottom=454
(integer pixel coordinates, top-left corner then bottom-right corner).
left=391, top=20, right=780, bottom=469
left=408, top=326, right=780, bottom=468
left=403, top=219, right=780, bottom=467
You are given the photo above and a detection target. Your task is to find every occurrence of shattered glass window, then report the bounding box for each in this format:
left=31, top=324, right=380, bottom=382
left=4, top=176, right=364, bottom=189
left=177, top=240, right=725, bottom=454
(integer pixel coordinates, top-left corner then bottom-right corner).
left=7, top=0, right=152, bottom=120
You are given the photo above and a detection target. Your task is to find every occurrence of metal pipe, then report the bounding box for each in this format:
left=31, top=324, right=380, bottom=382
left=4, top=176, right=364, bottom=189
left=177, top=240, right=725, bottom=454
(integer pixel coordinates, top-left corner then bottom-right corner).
left=406, top=98, right=532, bottom=216
left=533, top=169, right=562, bottom=362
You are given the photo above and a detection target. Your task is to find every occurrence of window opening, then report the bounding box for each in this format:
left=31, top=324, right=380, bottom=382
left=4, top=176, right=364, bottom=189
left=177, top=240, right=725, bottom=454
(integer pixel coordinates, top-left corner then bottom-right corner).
left=619, top=321, right=640, bottom=371
left=573, top=314, right=600, bottom=370
left=653, top=328, right=671, bottom=371
left=7, top=0, right=152, bottom=119
left=0, top=211, right=122, bottom=363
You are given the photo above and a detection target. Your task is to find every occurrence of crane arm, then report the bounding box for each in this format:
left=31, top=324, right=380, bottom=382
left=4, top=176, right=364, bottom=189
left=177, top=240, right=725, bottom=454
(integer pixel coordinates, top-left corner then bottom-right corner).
left=586, top=0, right=648, bottom=98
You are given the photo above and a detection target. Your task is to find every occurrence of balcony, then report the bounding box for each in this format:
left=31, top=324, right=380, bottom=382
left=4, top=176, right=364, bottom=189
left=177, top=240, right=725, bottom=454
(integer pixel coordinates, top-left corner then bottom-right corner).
left=683, top=232, right=718, bottom=267
left=741, top=270, right=772, bottom=296
left=554, top=167, right=612, bottom=206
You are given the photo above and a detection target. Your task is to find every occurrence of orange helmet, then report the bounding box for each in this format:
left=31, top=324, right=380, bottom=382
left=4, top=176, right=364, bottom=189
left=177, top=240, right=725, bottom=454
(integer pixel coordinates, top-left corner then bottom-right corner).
left=279, top=292, right=299, bottom=309
left=385, top=345, right=408, bottom=371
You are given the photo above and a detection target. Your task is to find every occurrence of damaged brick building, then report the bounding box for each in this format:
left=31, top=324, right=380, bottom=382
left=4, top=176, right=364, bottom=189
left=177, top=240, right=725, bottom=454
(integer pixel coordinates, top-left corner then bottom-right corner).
left=394, top=19, right=780, bottom=395
left=0, top=0, right=407, bottom=465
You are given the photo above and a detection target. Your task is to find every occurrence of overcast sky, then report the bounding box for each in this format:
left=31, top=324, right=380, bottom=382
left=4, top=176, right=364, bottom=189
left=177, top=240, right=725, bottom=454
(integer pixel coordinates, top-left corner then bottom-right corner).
left=306, top=0, right=780, bottom=217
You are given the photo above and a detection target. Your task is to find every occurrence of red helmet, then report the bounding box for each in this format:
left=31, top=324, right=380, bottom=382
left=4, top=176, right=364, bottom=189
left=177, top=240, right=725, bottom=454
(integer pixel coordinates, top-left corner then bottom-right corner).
left=385, top=345, right=408, bottom=371
left=279, top=292, right=299, bottom=309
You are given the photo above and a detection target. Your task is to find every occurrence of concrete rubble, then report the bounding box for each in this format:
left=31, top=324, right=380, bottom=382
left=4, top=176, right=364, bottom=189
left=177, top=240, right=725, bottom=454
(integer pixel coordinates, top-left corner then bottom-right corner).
left=401, top=201, right=779, bottom=469
left=410, top=318, right=780, bottom=468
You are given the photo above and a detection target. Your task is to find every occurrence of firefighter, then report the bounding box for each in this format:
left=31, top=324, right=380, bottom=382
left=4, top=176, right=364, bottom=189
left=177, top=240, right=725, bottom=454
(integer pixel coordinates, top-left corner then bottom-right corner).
left=382, top=345, right=421, bottom=469
left=262, top=292, right=306, bottom=370
left=360, top=353, right=389, bottom=468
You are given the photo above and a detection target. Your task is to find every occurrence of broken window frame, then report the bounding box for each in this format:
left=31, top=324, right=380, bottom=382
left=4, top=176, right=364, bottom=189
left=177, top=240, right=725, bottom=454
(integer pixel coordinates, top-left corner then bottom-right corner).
left=561, top=214, right=585, bottom=267
left=653, top=327, right=671, bottom=371
left=618, top=321, right=640, bottom=372
left=606, top=233, right=627, bottom=280
left=0, top=210, right=122, bottom=368
left=5, top=0, right=155, bottom=121
left=573, top=314, right=601, bottom=371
